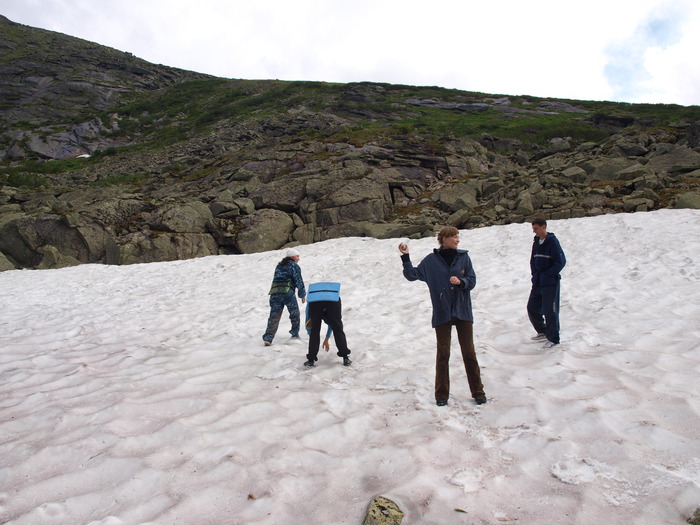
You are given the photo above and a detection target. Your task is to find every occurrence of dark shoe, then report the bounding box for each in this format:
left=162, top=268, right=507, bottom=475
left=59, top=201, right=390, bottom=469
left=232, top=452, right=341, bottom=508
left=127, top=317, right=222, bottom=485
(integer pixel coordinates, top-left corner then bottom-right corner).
left=436, top=399, right=448, bottom=406
left=343, top=357, right=352, bottom=366
left=263, top=340, right=272, bottom=347
left=475, top=394, right=487, bottom=405
left=303, top=359, right=315, bottom=367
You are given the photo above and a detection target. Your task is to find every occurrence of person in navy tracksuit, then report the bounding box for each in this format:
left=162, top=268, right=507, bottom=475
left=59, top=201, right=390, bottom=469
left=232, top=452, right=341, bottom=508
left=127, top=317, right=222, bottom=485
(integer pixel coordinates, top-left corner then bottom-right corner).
left=262, top=248, right=306, bottom=346
left=527, top=218, right=566, bottom=348
left=399, top=226, right=486, bottom=407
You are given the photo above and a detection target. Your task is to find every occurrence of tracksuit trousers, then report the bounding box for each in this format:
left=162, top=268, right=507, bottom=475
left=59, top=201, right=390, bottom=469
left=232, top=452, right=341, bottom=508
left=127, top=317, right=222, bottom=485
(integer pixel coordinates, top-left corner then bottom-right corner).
left=527, top=282, right=561, bottom=344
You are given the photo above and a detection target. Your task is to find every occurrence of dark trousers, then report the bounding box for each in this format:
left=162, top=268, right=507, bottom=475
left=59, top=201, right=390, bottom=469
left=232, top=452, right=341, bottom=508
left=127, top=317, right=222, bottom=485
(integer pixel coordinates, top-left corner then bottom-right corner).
left=527, top=282, right=561, bottom=344
left=306, top=300, right=350, bottom=361
left=434, top=319, right=484, bottom=402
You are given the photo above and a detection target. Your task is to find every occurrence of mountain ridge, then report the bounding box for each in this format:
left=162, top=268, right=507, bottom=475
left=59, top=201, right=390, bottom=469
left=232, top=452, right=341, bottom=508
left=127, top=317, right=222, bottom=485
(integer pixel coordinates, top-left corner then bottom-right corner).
left=1, top=15, right=699, bottom=270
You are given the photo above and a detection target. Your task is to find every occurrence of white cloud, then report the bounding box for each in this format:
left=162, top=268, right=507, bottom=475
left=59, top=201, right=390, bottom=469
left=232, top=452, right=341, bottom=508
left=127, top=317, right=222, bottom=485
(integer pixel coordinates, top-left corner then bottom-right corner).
left=603, top=0, right=698, bottom=104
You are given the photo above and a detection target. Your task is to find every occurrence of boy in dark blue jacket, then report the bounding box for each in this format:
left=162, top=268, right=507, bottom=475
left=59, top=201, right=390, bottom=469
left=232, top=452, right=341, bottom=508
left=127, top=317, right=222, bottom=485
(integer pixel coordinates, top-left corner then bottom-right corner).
left=399, top=226, right=486, bottom=407
left=527, top=218, right=566, bottom=348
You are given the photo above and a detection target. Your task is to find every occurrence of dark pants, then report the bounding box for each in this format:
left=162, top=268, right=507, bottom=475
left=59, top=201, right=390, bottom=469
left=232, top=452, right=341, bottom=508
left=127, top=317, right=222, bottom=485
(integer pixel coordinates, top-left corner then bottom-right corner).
left=434, top=319, right=484, bottom=402
left=306, top=300, right=350, bottom=361
left=263, top=292, right=300, bottom=343
left=527, top=282, right=561, bottom=344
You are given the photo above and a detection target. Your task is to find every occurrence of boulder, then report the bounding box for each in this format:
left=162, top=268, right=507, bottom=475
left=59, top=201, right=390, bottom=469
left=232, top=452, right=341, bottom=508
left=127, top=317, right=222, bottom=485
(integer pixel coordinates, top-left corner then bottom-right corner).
left=209, top=200, right=239, bottom=217
left=0, top=214, right=99, bottom=267
left=482, top=179, right=506, bottom=199
left=6, top=142, right=26, bottom=160
left=19, top=192, right=59, bottom=213
left=325, top=221, right=429, bottom=240
left=622, top=196, right=653, bottom=212
left=106, top=231, right=218, bottom=265
left=234, top=208, right=294, bottom=253
left=74, top=220, right=111, bottom=262
left=36, top=245, right=82, bottom=269
left=249, top=176, right=308, bottom=211
left=148, top=201, right=213, bottom=233
left=547, top=137, right=571, bottom=153
left=0, top=251, right=16, bottom=271
left=578, top=158, right=638, bottom=181
left=630, top=188, right=660, bottom=202
left=316, top=178, right=392, bottom=226
left=234, top=198, right=256, bottom=215
left=363, top=496, right=404, bottom=525
left=516, top=193, right=535, bottom=215
left=647, top=145, right=700, bottom=175
left=432, top=183, right=478, bottom=213
left=582, top=192, right=609, bottom=209
left=561, top=166, right=588, bottom=184
left=0, top=217, right=42, bottom=267
left=615, top=163, right=652, bottom=181
left=675, top=191, right=700, bottom=209
left=611, top=135, right=650, bottom=156
left=292, top=223, right=319, bottom=244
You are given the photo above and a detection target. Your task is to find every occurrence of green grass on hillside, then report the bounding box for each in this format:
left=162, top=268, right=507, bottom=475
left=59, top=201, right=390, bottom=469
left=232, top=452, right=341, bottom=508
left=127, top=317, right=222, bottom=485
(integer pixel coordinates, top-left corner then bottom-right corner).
left=3, top=76, right=699, bottom=183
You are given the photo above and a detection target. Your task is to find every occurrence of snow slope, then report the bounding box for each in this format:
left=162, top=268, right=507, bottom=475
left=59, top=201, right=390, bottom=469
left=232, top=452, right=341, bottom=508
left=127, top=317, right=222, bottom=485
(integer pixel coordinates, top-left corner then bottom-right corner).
left=1, top=209, right=699, bottom=524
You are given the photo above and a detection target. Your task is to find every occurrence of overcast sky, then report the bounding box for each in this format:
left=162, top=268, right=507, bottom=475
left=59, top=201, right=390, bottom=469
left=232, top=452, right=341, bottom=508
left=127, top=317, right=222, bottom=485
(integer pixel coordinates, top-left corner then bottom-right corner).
left=3, top=0, right=699, bottom=106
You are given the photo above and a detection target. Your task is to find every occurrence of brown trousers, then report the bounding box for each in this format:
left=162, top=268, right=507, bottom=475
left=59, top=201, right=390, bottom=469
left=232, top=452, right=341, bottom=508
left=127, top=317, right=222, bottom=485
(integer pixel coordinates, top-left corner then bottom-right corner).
left=434, top=319, right=484, bottom=402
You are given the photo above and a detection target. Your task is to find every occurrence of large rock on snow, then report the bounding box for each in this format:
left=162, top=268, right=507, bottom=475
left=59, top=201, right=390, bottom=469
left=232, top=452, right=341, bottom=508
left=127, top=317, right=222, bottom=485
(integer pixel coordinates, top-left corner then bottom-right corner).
left=363, top=496, right=404, bottom=525
left=106, top=231, right=218, bottom=265
left=234, top=208, right=294, bottom=253
left=0, top=251, right=16, bottom=271
left=0, top=214, right=107, bottom=268
left=675, top=190, right=700, bottom=209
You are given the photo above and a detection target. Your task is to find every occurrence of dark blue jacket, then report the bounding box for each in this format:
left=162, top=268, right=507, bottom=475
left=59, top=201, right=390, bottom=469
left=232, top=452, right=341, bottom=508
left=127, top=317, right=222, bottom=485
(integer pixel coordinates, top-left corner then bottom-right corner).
left=402, top=249, right=476, bottom=327
left=530, top=232, right=566, bottom=286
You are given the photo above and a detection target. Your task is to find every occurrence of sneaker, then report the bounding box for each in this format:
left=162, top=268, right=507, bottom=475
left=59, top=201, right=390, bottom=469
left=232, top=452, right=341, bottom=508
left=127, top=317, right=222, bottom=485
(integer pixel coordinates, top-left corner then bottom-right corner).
left=475, top=394, right=487, bottom=405
left=530, top=333, right=547, bottom=341
left=303, top=359, right=315, bottom=367
left=542, top=341, right=559, bottom=349
left=436, top=399, right=448, bottom=406
left=343, top=357, right=352, bottom=367
left=263, top=341, right=272, bottom=347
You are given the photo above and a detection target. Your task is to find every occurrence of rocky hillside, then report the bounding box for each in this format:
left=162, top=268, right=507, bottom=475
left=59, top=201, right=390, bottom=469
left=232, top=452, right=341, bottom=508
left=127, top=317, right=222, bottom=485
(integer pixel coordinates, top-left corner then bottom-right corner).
left=1, top=15, right=700, bottom=270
